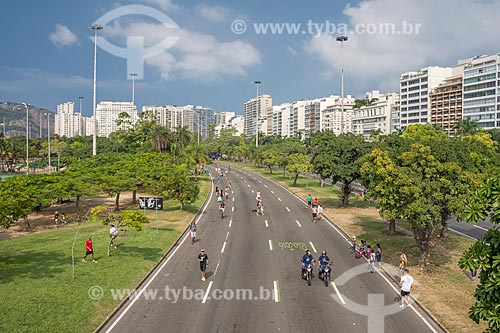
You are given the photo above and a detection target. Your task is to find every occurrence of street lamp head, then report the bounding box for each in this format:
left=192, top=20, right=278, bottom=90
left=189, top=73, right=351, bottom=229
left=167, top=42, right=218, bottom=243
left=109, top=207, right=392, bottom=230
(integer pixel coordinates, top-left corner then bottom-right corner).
left=90, top=23, right=103, bottom=30
left=336, top=36, right=348, bottom=42
left=130, top=72, right=138, bottom=77
left=254, top=81, right=261, bottom=85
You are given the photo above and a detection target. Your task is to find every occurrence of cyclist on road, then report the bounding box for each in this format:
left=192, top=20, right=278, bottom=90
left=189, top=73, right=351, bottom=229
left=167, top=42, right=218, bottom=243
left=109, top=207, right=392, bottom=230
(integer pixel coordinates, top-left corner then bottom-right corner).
left=219, top=201, right=226, bottom=217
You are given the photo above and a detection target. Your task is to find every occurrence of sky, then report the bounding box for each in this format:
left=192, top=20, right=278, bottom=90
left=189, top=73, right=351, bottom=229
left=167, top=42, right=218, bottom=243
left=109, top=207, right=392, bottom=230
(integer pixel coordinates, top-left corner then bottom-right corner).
left=1, top=0, right=500, bottom=116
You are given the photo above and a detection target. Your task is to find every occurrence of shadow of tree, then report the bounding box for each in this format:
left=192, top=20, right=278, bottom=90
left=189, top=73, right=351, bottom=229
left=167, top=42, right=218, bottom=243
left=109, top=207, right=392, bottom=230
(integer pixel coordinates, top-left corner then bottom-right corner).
left=0, top=251, right=68, bottom=283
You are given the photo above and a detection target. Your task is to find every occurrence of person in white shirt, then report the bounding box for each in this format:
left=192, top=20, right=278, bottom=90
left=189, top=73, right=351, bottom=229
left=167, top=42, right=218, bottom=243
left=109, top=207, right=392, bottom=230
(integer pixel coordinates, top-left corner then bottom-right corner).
left=109, top=224, right=118, bottom=249
left=399, top=269, right=414, bottom=308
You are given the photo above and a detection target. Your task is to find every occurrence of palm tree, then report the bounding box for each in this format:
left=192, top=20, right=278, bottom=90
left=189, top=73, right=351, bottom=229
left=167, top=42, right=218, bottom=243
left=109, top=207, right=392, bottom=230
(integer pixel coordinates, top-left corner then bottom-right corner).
left=453, top=119, right=479, bottom=137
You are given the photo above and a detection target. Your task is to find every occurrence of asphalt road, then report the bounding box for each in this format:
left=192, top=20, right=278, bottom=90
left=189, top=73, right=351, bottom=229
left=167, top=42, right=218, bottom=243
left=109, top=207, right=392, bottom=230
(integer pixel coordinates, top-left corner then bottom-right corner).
left=99, top=166, right=445, bottom=333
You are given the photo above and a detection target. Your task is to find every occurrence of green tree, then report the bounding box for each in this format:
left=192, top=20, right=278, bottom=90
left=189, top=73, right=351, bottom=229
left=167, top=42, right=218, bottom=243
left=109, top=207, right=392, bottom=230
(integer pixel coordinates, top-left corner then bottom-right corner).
left=287, top=153, right=312, bottom=186
left=458, top=173, right=500, bottom=333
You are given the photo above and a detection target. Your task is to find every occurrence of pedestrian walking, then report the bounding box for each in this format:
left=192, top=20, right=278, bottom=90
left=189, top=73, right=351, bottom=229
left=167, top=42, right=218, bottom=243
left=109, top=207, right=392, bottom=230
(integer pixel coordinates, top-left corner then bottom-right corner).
left=369, top=246, right=376, bottom=273
left=83, top=235, right=97, bottom=263
left=54, top=211, right=59, bottom=225
left=398, top=250, right=408, bottom=277
left=399, top=269, right=414, bottom=308
left=109, top=224, right=118, bottom=249
left=306, top=194, right=312, bottom=208
left=311, top=205, right=318, bottom=223
left=375, top=243, right=382, bottom=269
left=198, top=249, right=209, bottom=282
left=312, top=197, right=319, bottom=208
left=190, top=221, right=197, bottom=245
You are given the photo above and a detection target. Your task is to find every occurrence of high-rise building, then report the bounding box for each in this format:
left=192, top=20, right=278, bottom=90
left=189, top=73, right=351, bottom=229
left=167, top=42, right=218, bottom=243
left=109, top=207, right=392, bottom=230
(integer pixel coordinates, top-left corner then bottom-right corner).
left=430, top=72, right=463, bottom=136
left=320, top=96, right=355, bottom=134
left=96, top=101, right=137, bottom=137
left=142, top=105, right=214, bottom=138
left=304, top=96, right=339, bottom=138
left=399, top=66, right=452, bottom=130
left=55, top=102, right=84, bottom=137
left=460, top=54, right=500, bottom=129
left=352, top=91, right=400, bottom=141
left=243, top=94, right=272, bottom=137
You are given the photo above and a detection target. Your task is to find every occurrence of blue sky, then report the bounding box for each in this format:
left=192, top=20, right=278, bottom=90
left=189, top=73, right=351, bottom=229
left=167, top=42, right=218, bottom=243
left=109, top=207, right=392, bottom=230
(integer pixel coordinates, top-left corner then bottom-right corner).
left=1, top=0, right=499, bottom=116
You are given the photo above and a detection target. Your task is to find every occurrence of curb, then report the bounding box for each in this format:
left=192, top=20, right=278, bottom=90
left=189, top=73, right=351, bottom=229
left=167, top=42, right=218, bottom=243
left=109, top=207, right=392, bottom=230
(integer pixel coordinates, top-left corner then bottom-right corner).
left=235, top=163, right=449, bottom=333
left=95, top=176, right=213, bottom=333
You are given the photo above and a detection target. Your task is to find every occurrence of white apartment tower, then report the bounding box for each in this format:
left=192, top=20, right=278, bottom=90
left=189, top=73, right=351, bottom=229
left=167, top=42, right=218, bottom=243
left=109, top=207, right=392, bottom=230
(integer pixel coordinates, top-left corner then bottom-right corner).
left=244, top=94, right=273, bottom=137
left=399, top=66, right=452, bottom=130
left=460, top=54, right=500, bottom=129
left=352, top=91, right=400, bottom=141
left=320, top=95, right=355, bottom=134
left=95, top=101, right=138, bottom=137
left=55, top=102, right=83, bottom=137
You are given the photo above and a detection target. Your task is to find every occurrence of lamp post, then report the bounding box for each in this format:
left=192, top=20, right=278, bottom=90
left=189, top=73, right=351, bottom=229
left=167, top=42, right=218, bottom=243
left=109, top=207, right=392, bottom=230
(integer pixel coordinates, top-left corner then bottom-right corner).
left=45, top=113, right=51, bottom=172
left=254, top=80, right=261, bottom=147
left=22, top=102, right=29, bottom=174
left=130, top=72, right=138, bottom=106
left=90, top=23, right=103, bottom=156
left=336, top=35, right=348, bottom=134
left=39, top=112, right=43, bottom=138
left=78, top=96, right=84, bottom=136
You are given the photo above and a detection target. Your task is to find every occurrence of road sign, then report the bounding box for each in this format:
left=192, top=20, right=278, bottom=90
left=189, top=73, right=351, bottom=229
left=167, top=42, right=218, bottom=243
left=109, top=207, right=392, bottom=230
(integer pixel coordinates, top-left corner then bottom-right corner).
left=139, top=197, right=163, bottom=210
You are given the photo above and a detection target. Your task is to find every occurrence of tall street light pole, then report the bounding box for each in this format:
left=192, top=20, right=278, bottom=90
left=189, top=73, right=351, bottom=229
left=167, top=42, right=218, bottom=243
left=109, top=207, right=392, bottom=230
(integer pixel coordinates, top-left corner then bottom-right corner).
left=39, top=112, right=43, bottom=138
left=130, top=72, right=138, bottom=106
left=90, top=23, right=103, bottom=156
left=22, top=102, right=29, bottom=174
left=45, top=113, right=51, bottom=172
left=336, top=35, right=348, bottom=135
left=254, top=80, right=261, bottom=148
left=78, top=96, right=84, bottom=136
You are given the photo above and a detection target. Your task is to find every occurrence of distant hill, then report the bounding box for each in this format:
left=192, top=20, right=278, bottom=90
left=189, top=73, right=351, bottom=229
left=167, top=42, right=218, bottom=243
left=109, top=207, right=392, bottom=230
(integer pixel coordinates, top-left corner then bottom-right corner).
left=0, top=102, right=55, bottom=138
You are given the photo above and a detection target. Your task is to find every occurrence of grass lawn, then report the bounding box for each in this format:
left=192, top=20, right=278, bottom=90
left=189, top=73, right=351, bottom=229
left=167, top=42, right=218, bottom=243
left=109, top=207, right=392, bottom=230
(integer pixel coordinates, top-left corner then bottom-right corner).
left=0, top=177, right=210, bottom=333
left=233, top=162, right=485, bottom=333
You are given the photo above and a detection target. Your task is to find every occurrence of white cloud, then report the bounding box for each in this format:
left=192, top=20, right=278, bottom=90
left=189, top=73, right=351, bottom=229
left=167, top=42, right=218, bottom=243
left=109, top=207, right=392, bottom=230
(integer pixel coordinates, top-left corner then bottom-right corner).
left=104, top=21, right=261, bottom=81
left=49, top=24, right=79, bottom=48
left=195, top=4, right=228, bottom=22
left=135, top=0, right=179, bottom=11
left=305, top=0, right=500, bottom=94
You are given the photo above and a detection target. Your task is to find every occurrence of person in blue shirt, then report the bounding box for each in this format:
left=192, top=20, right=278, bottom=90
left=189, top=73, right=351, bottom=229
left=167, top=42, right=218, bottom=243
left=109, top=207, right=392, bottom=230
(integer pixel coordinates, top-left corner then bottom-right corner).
left=301, top=250, right=315, bottom=277
left=318, top=251, right=331, bottom=276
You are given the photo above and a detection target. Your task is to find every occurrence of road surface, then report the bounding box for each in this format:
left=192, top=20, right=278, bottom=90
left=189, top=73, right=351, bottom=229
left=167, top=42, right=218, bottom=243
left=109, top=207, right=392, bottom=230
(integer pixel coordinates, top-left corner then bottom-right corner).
left=98, top=165, right=445, bottom=333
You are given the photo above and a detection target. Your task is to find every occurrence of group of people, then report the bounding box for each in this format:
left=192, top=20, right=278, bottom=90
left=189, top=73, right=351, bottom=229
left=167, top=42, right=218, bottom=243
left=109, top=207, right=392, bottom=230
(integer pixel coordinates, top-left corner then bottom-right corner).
left=351, top=236, right=383, bottom=273
left=53, top=211, right=67, bottom=225
left=306, top=194, right=323, bottom=223
left=82, top=224, right=121, bottom=263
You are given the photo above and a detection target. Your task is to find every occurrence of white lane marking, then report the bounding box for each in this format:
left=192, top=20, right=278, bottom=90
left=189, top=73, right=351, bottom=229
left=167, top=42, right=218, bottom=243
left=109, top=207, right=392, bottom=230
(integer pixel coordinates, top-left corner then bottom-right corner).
left=251, top=190, right=255, bottom=193
left=232, top=197, right=234, bottom=202
left=253, top=177, right=256, bottom=179
left=286, top=206, right=290, bottom=212
left=259, top=180, right=262, bottom=183
left=309, top=241, right=317, bottom=253
left=449, top=228, right=478, bottom=240
left=269, top=240, right=273, bottom=251
left=264, top=185, right=268, bottom=188
left=248, top=184, right=251, bottom=188
left=474, top=224, right=489, bottom=231
left=271, top=190, right=274, bottom=194
left=232, top=191, right=234, bottom=194
left=229, top=219, right=232, bottom=227
left=232, top=207, right=234, bottom=212
left=104, top=180, right=213, bottom=332
left=273, top=280, right=280, bottom=303
left=296, top=220, right=302, bottom=227
left=278, top=197, right=282, bottom=202
left=265, top=220, right=269, bottom=228
left=331, top=282, right=346, bottom=305
left=226, top=231, right=229, bottom=240
left=202, top=281, right=214, bottom=304
left=214, top=260, right=221, bottom=276
left=221, top=241, right=227, bottom=253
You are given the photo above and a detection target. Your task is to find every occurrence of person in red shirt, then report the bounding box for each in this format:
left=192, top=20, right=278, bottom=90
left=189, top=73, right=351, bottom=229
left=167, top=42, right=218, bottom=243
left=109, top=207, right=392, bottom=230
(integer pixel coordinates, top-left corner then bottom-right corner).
left=312, top=198, right=319, bottom=208
left=83, top=235, right=97, bottom=263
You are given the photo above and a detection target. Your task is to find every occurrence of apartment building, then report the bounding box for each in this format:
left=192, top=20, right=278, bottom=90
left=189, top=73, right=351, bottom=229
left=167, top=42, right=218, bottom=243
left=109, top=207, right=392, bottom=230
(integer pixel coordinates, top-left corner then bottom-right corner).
left=400, top=66, right=452, bottom=130
left=243, top=94, right=273, bottom=137
left=95, top=101, right=137, bottom=137
left=55, top=102, right=84, bottom=137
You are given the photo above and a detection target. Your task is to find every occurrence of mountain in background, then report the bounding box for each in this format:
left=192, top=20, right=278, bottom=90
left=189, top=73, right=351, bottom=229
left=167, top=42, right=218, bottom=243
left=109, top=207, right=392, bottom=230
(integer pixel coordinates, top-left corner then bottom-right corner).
left=0, top=102, right=55, bottom=139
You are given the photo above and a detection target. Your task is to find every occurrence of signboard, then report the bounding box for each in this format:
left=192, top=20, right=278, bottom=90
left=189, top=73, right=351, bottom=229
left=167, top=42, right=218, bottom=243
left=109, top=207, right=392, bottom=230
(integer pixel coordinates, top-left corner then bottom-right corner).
left=139, top=197, right=163, bottom=210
